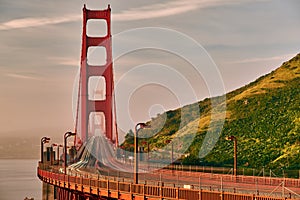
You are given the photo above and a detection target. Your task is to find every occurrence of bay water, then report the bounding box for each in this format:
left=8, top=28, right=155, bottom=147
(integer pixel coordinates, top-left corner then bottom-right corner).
left=0, top=159, right=42, bottom=200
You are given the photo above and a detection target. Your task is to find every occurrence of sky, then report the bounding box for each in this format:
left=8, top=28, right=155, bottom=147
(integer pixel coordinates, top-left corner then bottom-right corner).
left=0, top=0, right=299, bottom=142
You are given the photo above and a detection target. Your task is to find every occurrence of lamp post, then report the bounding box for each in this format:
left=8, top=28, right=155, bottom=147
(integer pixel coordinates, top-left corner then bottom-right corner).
left=57, top=144, right=63, bottom=164
left=51, top=143, right=57, bottom=149
left=226, top=135, right=237, bottom=176
left=64, top=132, right=76, bottom=174
left=134, top=123, right=151, bottom=184
left=41, top=137, right=50, bottom=163
left=51, top=143, right=63, bottom=165
left=50, top=143, right=57, bottom=165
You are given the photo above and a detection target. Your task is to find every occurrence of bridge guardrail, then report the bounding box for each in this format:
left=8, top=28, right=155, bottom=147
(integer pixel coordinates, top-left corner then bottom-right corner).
left=38, top=167, right=296, bottom=200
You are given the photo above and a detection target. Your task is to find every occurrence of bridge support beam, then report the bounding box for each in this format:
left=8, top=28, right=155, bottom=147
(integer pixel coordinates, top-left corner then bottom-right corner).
left=42, top=183, right=54, bottom=200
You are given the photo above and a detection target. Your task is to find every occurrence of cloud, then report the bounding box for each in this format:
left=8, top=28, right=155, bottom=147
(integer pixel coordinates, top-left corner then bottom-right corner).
left=0, top=15, right=81, bottom=31
left=112, top=0, right=265, bottom=21
left=229, top=53, right=297, bottom=64
left=48, top=57, right=79, bottom=67
left=5, top=73, right=42, bottom=81
left=0, top=0, right=267, bottom=31
left=112, top=1, right=197, bottom=21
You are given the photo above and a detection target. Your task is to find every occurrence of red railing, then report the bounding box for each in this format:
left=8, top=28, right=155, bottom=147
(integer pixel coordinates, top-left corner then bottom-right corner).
left=38, top=167, right=296, bottom=200
left=168, top=169, right=300, bottom=188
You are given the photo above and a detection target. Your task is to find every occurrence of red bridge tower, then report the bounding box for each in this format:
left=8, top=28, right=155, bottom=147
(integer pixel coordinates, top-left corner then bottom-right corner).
left=77, top=4, right=117, bottom=145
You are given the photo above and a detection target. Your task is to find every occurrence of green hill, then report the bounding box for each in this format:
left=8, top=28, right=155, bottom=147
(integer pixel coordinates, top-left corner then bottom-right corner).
left=121, top=53, right=300, bottom=171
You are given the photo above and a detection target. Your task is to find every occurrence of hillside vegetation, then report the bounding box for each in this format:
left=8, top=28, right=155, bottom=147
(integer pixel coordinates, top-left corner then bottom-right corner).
left=122, top=53, right=300, bottom=171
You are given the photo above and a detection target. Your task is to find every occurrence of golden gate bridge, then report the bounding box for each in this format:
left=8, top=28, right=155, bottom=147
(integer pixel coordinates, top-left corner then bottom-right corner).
left=37, top=4, right=300, bottom=200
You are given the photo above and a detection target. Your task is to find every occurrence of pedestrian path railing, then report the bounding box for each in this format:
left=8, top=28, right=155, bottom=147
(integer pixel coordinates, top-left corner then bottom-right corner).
left=38, top=166, right=297, bottom=200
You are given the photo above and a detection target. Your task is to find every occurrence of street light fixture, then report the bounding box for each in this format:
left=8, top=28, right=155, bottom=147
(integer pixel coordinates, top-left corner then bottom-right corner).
left=41, top=137, right=50, bottom=163
left=51, top=143, right=63, bottom=164
left=57, top=144, right=63, bottom=164
left=134, top=123, right=151, bottom=184
left=226, top=135, right=237, bottom=176
left=64, top=132, right=76, bottom=174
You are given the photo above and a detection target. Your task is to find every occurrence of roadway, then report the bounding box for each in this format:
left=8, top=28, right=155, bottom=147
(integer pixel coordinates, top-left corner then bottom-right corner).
left=63, top=135, right=300, bottom=199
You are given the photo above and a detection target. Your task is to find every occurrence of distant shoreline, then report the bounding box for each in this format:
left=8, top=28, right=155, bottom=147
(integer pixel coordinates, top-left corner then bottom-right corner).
left=0, top=157, right=39, bottom=160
